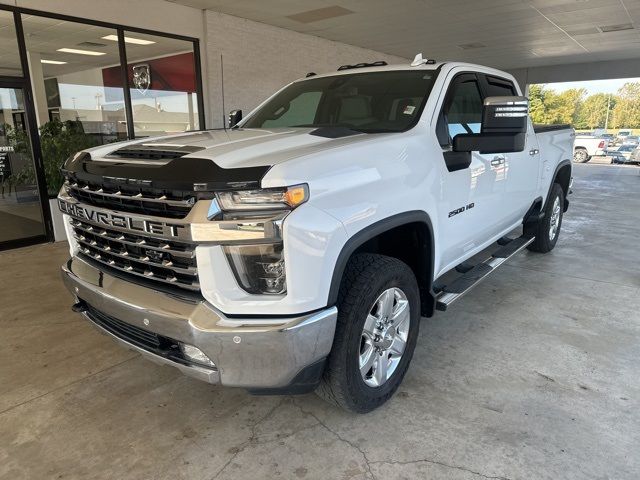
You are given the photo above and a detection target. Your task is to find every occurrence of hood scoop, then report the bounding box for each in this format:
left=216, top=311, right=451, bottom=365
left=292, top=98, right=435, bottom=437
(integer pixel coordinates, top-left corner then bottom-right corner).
left=107, top=144, right=205, bottom=161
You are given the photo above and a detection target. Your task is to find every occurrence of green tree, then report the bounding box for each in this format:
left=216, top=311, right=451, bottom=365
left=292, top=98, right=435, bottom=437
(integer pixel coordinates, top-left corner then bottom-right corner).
left=528, top=84, right=548, bottom=124
left=547, top=88, right=586, bottom=125
left=611, top=82, right=640, bottom=129
left=528, top=85, right=585, bottom=126
left=575, top=93, right=614, bottom=130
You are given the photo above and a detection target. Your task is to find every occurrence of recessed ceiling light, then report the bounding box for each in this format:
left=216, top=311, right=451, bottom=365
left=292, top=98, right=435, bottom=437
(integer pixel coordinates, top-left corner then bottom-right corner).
left=102, top=34, right=156, bottom=45
left=41, top=59, right=67, bottom=65
left=57, top=47, right=106, bottom=56
left=598, top=23, right=634, bottom=33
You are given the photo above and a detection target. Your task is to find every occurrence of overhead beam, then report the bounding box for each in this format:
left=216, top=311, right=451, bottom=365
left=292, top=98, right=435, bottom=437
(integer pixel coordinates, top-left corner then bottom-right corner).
left=508, top=57, right=640, bottom=88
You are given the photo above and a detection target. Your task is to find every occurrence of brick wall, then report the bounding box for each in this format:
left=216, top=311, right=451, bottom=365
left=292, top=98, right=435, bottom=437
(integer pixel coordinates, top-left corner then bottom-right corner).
left=204, top=11, right=408, bottom=128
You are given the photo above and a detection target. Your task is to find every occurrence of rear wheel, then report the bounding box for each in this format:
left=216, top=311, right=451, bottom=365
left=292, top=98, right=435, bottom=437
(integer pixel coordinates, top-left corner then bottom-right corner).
left=528, top=183, right=564, bottom=253
left=573, top=148, right=589, bottom=163
left=316, top=254, right=420, bottom=413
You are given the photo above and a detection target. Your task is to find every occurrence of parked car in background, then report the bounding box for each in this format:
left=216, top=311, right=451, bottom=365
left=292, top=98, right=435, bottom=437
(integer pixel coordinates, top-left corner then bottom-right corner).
left=622, top=135, right=639, bottom=147
left=608, top=146, right=640, bottom=165
left=617, top=130, right=632, bottom=143
left=626, top=147, right=640, bottom=165
left=607, top=151, right=628, bottom=164
left=574, top=135, right=608, bottom=162
left=613, top=144, right=636, bottom=159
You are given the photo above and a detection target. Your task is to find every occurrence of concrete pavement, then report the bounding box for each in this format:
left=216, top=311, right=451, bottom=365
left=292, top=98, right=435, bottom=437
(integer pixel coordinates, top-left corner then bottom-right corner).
left=1, top=163, right=638, bottom=480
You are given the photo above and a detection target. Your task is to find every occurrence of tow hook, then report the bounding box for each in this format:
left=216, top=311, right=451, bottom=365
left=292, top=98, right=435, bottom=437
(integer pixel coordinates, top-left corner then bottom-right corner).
left=71, top=300, right=87, bottom=313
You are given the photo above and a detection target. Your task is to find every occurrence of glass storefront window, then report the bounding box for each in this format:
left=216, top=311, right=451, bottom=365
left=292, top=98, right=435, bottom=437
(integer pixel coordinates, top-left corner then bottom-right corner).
left=0, top=6, right=203, bottom=249
left=22, top=15, right=130, bottom=200
left=22, top=15, right=128, bottom=147
left=123, top=32, right=199, bottom=136
left=0, top=11, right=23, bottom=77
left=0, top=86, right=46, bottom=243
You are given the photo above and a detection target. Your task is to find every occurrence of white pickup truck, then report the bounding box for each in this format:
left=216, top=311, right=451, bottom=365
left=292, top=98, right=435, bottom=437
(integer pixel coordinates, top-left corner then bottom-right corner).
left=573, top=135, right=608, bottom=162
left=59, top=56, right=573, bottom=412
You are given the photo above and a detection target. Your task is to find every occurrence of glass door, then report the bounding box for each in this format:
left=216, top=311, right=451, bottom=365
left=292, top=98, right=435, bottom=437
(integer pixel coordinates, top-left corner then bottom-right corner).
left=0, top=86, right=46, bottom=245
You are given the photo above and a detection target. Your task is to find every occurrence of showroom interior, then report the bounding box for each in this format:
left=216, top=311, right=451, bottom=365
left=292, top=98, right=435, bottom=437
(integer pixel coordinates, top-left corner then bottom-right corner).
left=1, top=0, right=638, bottom=479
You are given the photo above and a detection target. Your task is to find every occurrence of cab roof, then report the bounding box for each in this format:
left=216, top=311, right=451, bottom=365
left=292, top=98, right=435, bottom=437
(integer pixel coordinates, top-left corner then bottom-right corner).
left=297, top=59, right=513, bottom=83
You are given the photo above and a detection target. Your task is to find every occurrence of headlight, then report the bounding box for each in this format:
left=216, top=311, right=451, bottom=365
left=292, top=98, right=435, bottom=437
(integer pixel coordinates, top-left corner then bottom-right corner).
left=216, top=184, right=308, bottom=212
left=216, top=185, right=307, bottom=295
left=224, top=243, right=286, bottom=295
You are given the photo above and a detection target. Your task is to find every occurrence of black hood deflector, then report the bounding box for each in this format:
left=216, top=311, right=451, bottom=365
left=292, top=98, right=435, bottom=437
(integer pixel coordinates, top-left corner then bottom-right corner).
left=62, top=153, right=270, bottom=192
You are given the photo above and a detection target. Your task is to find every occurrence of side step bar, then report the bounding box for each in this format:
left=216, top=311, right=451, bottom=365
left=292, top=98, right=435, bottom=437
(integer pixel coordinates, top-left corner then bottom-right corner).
left=435, top=235, right=534, bottom=311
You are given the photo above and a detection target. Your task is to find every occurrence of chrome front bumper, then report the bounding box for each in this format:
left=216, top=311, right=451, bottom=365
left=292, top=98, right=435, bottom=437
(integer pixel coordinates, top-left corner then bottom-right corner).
left=61, top=256, right=337, bottom=390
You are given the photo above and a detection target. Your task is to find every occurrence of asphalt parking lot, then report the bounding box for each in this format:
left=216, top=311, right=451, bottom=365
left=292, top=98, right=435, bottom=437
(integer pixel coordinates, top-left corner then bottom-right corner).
left=1, top=163, right=638, bottom=480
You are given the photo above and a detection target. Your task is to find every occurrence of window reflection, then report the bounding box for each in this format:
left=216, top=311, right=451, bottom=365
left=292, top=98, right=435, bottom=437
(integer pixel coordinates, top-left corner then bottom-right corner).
left=124, top=32, right=199, bottom=136
left=22, top=15, right=128, bottom=144
left=0, top=11, right=23, bottom=76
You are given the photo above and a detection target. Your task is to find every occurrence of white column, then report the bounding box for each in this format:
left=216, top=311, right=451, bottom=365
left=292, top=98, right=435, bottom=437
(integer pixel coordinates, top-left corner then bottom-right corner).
left=26, top=51, right=49, bottom=127
left=187, top=92, right=195, bottom=130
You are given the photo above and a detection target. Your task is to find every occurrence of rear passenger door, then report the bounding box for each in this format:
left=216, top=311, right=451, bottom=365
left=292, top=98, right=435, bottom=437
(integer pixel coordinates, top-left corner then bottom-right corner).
left=435, top=72, right=508, bottom=271
left=480, top=74, right=539, bottom=224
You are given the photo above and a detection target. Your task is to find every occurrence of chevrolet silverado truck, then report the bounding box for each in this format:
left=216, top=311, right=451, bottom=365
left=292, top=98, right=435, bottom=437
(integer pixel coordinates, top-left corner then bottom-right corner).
left=59, top=56, right=573, bottom=413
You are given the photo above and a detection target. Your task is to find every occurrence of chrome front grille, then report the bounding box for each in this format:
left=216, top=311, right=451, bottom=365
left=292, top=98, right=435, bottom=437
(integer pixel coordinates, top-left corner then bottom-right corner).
left=70, top=218, right=199, bottom=291
left=65, top=181, right=196, bottom=219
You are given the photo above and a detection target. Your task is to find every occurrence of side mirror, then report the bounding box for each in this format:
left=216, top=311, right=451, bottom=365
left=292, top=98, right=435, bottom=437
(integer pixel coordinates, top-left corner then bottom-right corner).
left=453, top=96, right=528, bottom=154
left=228, top=109, right=242, bottom=128
left=482, top=96, right=528, bottom=134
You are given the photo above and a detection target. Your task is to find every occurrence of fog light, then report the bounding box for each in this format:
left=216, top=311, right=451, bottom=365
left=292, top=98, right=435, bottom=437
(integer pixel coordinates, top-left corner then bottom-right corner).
left=180, top=343, right=216, bottom=368
left=223, top=243, right=286, bottom=294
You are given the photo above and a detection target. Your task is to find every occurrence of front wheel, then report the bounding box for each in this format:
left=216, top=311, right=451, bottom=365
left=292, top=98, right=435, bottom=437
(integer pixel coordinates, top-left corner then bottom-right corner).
left=528, top=183, right=564, bottom=253
left=316, top=254, right=420, bottom=413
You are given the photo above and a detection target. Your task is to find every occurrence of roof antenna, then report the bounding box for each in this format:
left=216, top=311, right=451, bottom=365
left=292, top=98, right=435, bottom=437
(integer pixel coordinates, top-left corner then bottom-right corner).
left=411, top=53, right=429, bottom=66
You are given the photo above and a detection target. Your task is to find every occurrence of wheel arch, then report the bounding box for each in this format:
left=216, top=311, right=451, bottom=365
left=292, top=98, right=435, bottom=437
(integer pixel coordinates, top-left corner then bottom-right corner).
left=327, top=211, right=436, bottom=317
left=550, top=159, right=572, bottom=211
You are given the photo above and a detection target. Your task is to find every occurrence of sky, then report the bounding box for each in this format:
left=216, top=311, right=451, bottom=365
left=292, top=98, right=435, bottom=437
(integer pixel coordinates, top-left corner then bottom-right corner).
left=539, top=77, right=640, bottom=94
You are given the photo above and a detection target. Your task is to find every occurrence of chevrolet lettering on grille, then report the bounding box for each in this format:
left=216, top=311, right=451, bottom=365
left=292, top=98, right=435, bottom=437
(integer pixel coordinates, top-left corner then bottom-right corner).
left=58, top=199, right=186, bottom=238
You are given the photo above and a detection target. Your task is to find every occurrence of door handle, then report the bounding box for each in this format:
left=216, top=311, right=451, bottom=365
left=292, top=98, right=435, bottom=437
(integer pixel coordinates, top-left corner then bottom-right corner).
left=529, top=149, right=539, bottom=156
left=491, top=156, right=505, bottom=167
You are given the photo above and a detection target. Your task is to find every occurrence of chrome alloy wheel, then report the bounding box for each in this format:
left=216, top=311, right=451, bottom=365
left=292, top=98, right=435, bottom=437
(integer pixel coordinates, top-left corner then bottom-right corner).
left=359, top=287, right=410, bottom=387
left=549, top=196, right=561, bottom=241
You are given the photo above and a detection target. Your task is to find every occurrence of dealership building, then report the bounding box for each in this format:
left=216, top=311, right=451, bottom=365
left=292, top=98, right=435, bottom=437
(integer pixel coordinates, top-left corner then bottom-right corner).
left=0, top=0, right=410, bottom=251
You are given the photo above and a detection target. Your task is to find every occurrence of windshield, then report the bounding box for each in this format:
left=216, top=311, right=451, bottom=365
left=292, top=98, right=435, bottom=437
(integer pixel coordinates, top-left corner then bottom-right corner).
left=241, top=70, right=439, bottom=133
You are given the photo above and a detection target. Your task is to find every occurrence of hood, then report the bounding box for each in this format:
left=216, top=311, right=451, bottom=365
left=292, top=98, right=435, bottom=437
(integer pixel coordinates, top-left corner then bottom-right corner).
left=64, top=127, right=381, bottom=191
left=87, top=127, right=375, bottom=167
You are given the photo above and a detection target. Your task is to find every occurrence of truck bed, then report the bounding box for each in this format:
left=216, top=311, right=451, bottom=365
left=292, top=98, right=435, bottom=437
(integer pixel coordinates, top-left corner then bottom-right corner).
left=535, top=125, right=574, bottom=187
left=533, top=124, right=572, bottom=133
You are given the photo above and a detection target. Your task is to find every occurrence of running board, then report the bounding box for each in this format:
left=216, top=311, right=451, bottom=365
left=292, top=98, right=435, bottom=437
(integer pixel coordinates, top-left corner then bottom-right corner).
left=435, top=235, right=534, bottom=311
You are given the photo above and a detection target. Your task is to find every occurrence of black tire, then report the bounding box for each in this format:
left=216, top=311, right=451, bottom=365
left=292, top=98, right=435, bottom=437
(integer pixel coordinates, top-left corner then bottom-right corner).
left=528, top=183, right=564, bottom=253
left=316, top=254, right=420, bottom=413
left=573, top=148, right=589, bottom=163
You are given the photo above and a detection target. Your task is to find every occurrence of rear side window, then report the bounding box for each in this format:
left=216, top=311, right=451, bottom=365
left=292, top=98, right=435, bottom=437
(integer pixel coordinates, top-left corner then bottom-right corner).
left=484, top=75, right=516, bottom=96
